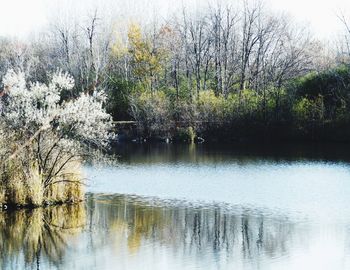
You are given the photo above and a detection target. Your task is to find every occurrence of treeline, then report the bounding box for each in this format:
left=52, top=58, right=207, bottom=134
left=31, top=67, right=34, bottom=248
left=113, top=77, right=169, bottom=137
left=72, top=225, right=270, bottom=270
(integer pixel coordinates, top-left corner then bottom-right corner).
left=1, top=1, right=350, bottom=142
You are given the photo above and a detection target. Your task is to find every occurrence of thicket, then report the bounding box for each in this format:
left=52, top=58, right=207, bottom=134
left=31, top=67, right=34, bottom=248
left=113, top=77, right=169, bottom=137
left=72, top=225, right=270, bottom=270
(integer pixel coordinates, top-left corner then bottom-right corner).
left=1, top=1, right=350, bottom=143
left=127, top=65, right=350, bottom=142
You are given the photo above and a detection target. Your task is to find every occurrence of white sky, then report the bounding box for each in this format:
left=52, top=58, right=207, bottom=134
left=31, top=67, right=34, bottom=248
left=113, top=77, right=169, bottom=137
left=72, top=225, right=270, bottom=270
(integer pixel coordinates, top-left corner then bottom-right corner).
left=0, top=0, right=349, bottom=39
left=268, top=0, right=350, bottom=39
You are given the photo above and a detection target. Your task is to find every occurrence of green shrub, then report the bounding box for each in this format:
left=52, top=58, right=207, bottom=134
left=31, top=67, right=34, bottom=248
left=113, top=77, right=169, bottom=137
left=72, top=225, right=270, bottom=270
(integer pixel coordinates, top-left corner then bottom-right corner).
left=174, top=126, right=196, bottom=143
left=129, top=90, right=172, bottom=136
left=293, top=95, right=324, bottom=123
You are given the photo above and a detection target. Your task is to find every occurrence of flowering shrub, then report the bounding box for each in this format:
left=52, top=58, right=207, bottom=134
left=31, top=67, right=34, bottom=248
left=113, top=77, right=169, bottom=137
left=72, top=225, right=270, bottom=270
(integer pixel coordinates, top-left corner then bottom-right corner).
left=0, top=69, right=113, bottom=207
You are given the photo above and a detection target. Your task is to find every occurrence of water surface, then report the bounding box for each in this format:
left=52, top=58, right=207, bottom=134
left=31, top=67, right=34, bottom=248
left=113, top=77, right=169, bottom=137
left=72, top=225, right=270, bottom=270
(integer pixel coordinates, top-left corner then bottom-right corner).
left=3, top=143, right=350, bottom=270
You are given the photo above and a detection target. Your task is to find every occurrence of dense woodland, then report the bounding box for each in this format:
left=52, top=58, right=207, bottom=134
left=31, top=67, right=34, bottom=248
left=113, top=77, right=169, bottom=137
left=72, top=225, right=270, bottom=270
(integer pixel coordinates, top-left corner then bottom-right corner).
left=1, top=1, right=350, bottom=142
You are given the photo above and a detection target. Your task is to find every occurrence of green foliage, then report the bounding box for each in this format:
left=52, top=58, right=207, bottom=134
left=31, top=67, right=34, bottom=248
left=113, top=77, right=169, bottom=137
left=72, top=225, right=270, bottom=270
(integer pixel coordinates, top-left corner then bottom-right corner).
left=292, top=65, right=350, bottom=120
left=113, top=63, right=350, bottom=142
left=129, top=90, right=172, bottom=136
left=174, top=127, right=196, bottom=143
left=105, top=75, right=135, bottom=120
left=237, top=89, right=263, bottom=119
left=127, top=87, right=292, bottom=139
left=196, top=90, right=227, bottom=122
left=293, top=95, right=325, bottom=123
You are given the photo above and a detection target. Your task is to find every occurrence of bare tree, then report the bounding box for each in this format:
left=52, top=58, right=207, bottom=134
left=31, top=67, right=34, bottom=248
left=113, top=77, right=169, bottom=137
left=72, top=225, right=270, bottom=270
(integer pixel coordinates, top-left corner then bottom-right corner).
left=209, top=5, right=239, bottom=96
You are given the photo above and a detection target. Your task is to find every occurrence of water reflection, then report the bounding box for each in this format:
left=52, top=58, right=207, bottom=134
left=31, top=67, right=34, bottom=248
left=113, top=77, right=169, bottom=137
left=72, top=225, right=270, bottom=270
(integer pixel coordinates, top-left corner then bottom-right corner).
left=113, top=142, right=350, bottom=164
left=0, top=203, right=85, bottom=270
left=1, top=194, right=350, bottom=269
left=82, top=194, right=308, bottom=270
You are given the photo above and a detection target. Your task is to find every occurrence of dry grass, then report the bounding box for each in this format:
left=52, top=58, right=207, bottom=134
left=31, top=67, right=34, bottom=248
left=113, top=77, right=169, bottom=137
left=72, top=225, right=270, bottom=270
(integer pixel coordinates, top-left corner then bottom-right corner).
left=44, top=160, right=85, bottom=205
left=0, top=158, right=85, bottom=208
left=0, top=128, right=86, bottom=207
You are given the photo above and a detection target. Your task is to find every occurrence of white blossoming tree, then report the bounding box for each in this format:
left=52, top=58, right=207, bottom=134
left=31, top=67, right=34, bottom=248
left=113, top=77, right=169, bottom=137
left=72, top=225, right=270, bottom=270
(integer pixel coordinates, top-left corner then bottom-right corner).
left=0, top=69, right=113, bottom=207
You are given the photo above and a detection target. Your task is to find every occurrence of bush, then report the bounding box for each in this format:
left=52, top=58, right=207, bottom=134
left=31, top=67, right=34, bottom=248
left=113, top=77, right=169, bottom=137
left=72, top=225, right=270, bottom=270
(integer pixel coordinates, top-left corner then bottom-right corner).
left=105, top=75, right=135, bottom=120
left=173, top=126, right=196, bottom=143
left=292, top=65, right=350, bottom=120
left=293, top=95, right=324, bottom=124
left=0, top=69, right=113, bottom=207
left=129, top=90, right=172, bottom=137
left=196, top=90, right=227, bottom=123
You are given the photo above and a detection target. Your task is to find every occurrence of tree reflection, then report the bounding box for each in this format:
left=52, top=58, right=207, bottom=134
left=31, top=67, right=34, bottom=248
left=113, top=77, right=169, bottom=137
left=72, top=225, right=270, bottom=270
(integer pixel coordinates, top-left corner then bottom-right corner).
left=0, top=194, right=303, bottom=269
left=86, top=194, right=298, bottom=264
left=0, top=203, right=85, bottom=270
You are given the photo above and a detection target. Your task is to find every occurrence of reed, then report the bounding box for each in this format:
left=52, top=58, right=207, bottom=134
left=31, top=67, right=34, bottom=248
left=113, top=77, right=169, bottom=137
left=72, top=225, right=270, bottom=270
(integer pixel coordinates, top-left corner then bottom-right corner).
left=0, top=154, right=84, bottom=208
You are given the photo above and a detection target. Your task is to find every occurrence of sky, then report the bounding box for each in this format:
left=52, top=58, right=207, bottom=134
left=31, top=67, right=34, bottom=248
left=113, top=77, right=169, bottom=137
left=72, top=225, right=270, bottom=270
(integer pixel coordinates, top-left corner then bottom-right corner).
left=0, top=0, right=349, bottom=39
left=268, top=0, right=350, bottom=39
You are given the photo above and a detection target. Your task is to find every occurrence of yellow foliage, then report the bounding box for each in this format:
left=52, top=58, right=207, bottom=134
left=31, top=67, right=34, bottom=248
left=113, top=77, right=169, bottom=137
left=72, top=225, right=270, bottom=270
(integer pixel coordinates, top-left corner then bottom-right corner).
left=127, top=23, right=167, bottom=89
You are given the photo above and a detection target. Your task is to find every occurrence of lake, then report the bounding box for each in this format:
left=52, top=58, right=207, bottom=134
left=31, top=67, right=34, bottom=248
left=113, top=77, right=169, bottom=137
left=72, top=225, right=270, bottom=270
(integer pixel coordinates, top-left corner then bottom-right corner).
left=2, top=143, right=350, bottom=270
